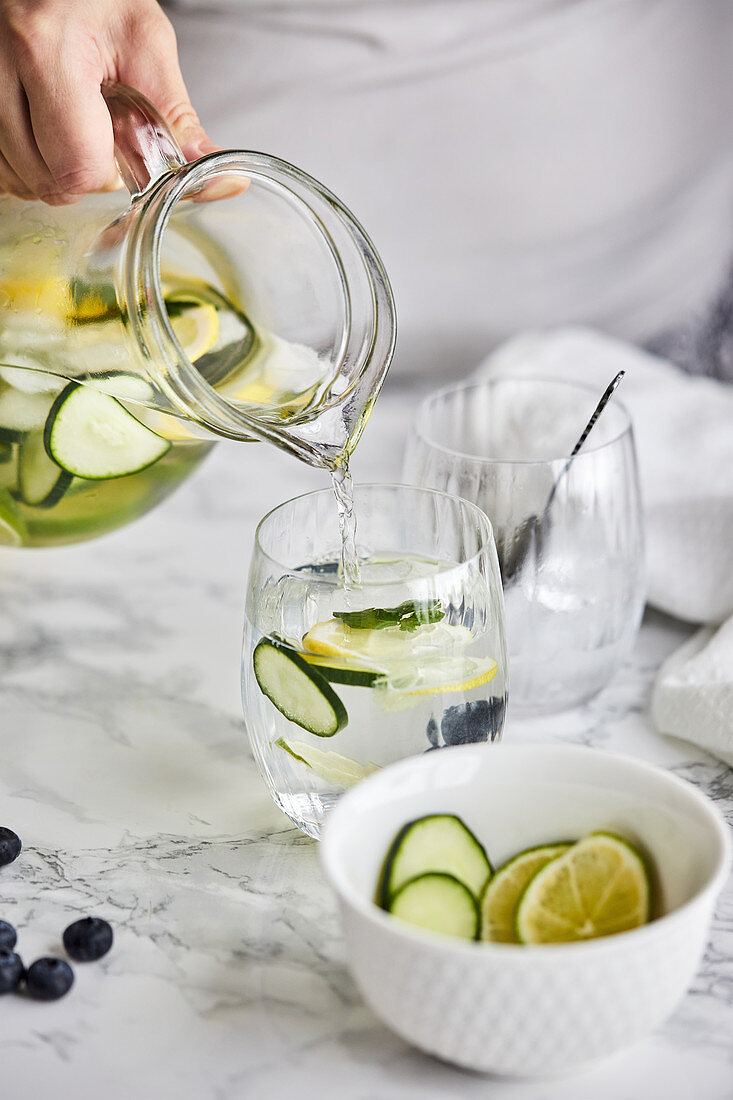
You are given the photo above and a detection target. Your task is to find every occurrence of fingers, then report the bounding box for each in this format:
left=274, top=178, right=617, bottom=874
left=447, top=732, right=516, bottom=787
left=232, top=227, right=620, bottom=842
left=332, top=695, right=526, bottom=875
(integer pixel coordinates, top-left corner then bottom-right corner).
left=0, top=148, right=34, bottom=199
left=0, top=70, right=67, bottom=201
left=0, top=13, right=118, bottom=204
left=0, top=0, right=218, bottom=204
left=23, top=65, right=119, bottom=202
left=118, top=8, right=216, bottom=163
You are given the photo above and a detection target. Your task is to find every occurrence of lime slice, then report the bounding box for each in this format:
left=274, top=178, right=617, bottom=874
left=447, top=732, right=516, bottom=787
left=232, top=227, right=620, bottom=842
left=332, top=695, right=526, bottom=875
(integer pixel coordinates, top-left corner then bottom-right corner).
left=0, top=488, right=26, bottom=547
left=169, top=302, right=219, bottom=362
left=276, top=737, right=379, bottom=788
left=515, top=832, right=651, bottom=944
left=480, top=843, right=571, bottom=943
left=302, top=618, right=472, bottom=672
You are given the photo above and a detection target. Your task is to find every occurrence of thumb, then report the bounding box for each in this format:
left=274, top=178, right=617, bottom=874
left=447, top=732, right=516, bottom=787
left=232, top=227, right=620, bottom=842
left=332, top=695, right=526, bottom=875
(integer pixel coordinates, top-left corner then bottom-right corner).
left=164, top=100, right=219, bottom=164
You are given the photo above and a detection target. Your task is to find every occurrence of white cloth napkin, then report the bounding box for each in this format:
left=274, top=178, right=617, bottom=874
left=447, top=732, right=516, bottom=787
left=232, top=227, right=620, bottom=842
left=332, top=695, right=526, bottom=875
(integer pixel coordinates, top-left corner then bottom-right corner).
left=651, top=621, right=733, bottom=766
left=476, top=327, right=733, bottom=761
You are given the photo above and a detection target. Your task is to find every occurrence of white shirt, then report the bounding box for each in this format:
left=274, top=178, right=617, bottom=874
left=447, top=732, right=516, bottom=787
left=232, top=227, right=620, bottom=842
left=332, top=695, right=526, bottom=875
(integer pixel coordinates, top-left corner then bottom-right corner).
left=166, top=0, right=733, bottom=378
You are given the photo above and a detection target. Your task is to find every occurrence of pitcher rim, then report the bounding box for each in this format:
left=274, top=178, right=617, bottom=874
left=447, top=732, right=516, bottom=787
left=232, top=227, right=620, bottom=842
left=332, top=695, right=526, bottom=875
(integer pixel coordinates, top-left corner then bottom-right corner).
left=126, top=149, right=396, bottom=457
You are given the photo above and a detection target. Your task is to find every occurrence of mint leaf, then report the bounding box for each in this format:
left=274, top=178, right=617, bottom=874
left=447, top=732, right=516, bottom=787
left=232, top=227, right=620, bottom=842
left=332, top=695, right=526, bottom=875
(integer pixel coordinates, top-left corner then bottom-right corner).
left=334, top=600, right=444, bottom=631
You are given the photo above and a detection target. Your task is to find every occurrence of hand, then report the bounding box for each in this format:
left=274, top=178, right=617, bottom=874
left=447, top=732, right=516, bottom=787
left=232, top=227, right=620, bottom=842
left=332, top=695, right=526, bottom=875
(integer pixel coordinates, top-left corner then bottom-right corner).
left=0, top=0, right=216, bottom=204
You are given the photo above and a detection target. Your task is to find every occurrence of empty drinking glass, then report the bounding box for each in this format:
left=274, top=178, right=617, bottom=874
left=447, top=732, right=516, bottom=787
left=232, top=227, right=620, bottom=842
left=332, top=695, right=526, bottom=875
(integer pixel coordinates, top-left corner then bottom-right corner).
left=404, top=377, right=645, bottom=714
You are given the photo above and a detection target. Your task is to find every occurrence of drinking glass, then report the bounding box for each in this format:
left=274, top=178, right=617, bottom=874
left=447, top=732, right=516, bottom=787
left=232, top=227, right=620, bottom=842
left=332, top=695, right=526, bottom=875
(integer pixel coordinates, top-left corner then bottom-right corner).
left=404, top=378, right=645, bottom=715
left=242, top=484, right=507, bottom=838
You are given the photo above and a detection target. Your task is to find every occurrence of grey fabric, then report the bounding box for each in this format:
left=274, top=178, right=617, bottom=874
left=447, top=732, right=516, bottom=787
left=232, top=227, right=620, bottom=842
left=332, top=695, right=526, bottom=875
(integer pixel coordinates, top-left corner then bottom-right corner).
left=648, top=263, right=733, bottom=382
left=165, top=0, right=733, bottom=380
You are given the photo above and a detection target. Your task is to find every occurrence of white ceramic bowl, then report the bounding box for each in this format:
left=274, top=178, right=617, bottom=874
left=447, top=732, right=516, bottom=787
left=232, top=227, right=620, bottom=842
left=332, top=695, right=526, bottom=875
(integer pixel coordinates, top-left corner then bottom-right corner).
left=320, top=743, right=731, bottom=1076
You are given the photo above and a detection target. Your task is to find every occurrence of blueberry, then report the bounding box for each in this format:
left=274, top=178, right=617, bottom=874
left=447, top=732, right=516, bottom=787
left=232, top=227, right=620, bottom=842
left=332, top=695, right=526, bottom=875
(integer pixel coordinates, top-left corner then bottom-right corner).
left=441, top=698, right=506, bottom=746
left=25, top=958, right=74, bottom=1001
left=426, top=716, right=439, bottom=747
left=484, top=696, right=507, bottom=741
left=0, top=949, right=24, bottom=993
left=63, top=917, right=113, bottom=962
left=0, top=827, right=21, bottom=868
left=0, top=920, right=17, bottom=951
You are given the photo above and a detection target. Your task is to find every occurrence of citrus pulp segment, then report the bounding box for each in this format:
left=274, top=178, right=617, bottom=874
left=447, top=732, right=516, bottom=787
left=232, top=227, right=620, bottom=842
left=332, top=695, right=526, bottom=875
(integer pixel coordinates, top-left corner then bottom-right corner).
left=276, top=738, right=378, bottom=788
left=169, top=302, right=220, bottom=362
left=480, top=843, right=571, bottom=943
left=515, top=832, right=651, bottom=944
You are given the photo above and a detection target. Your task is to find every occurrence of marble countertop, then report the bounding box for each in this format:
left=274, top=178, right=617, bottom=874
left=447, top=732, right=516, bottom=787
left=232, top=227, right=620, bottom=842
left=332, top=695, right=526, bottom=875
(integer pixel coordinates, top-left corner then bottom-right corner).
left=0, top=386, right=731, bottom=1100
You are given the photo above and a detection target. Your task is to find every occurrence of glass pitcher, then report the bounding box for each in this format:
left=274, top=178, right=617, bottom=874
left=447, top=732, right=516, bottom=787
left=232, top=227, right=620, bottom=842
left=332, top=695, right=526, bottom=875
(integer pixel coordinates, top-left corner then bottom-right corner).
left=0, top=84, right=396, bottom=547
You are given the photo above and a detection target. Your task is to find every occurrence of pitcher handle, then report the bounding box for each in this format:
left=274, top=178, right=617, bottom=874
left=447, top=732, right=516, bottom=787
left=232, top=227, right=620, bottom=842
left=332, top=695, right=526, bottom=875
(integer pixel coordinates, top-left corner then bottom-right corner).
left=102, top=82, right=187, bottom=198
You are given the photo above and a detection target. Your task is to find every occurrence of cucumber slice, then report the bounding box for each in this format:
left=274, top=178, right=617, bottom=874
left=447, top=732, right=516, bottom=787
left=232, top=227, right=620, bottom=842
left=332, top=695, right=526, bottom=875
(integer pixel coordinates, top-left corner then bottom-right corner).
left=300, top=652, right=381, bottom=687
left=378, top=814, right=492, bottom=907
left=18, top=432, right=72, bottom=508
left=389, top=872, right=480, bottom=941
left=253, top=637, right=348, bottom=736
left=86, top=372, right=156, bottom=404
left=44, top=383, right=170, bottom=480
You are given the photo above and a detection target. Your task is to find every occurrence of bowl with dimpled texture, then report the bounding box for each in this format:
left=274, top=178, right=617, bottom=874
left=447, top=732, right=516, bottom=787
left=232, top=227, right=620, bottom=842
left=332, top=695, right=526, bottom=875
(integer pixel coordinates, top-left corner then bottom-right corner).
left=320, top=743, right=731, bottom=1075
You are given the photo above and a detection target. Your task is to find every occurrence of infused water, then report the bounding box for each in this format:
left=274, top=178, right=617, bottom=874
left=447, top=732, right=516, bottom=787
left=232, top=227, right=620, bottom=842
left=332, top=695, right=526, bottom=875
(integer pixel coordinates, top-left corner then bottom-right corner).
left=0, top=273, right=332, bottom=547
left=243, top=550, right=507, bottom=838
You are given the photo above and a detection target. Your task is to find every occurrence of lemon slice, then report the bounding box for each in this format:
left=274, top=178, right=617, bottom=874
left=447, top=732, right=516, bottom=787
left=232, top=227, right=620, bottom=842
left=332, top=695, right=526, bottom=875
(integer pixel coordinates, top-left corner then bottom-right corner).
left=383, top=656, right=498, bottom=697
left=233, top=377, right=278, bottom=405
left=276, top=737, right=379, bottom=788
left=515, top=832, right=651, bottom=944
left=480, top=843, right=571, bottom=943
left=0, top=276, right=68, bottom=319
left=0, top=489, right=25, bottom=547
left=303, top=617, right=495, bottom=711
left=374, top=656, right=498, bottom=712
left=169, top=302, right=219, bottom=362
left=302, top=618, right=473, bottom=671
